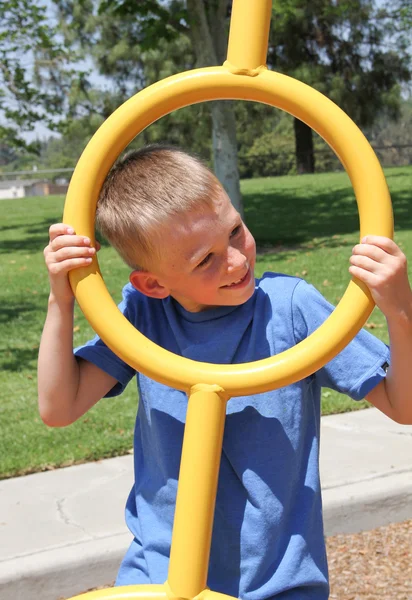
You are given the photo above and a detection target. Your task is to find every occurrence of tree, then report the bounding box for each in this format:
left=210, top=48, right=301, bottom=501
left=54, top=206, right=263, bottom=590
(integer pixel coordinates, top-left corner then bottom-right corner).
left=268, top=0, right=411, bottom=173
left=53, top=0, right=211, bottom=153
left=367, top=97, right=412, bottom=167
left=0, top=0, right=81, bottom=152
left=4, top=1, right=410, bottom=183
left=95, top=0, right=243, bottom=214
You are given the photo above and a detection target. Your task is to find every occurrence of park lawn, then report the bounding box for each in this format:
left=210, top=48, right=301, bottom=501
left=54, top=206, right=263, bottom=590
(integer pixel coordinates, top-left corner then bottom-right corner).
left=0, top=166, right=411, bottom=479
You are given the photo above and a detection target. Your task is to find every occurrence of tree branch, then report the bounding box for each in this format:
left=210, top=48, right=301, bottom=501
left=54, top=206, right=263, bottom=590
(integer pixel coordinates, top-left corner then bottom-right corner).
left=186, top=0, right=218, bottom=66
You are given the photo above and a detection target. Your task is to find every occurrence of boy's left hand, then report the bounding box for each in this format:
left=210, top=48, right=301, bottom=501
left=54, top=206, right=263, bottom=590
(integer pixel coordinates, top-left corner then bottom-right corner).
left=349, top=236, right=412, bottom=321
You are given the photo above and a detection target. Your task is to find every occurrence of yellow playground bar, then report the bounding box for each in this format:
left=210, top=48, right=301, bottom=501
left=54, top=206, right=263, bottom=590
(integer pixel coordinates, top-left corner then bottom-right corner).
left=62, top=0, right=393, bottom=598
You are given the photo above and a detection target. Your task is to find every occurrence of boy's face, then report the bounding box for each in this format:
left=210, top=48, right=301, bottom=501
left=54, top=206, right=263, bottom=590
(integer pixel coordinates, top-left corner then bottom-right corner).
left=130, top=190, right=256, bottom=312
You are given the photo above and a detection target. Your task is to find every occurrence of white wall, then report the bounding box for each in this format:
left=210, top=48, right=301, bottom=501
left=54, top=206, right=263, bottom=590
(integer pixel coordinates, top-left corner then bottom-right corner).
left=0, top=186, right=25, bottom=200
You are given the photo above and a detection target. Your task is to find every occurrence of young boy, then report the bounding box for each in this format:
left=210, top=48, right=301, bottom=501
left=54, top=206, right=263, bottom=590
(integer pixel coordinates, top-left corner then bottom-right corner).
left=38, top=145, right=412, bottom=600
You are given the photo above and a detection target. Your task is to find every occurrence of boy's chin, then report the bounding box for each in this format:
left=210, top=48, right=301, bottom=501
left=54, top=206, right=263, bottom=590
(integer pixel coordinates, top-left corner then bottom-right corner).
left=221, top=285, right=256, bottom=307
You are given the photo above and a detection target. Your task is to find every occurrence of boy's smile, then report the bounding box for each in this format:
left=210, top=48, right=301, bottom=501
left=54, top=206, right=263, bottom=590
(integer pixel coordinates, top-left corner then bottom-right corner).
left=130, top=191, right=256, bottom=312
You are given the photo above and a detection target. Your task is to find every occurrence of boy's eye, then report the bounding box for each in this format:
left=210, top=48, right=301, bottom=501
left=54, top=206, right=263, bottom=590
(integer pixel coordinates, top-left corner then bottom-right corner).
left=197, top=253, right=212, bottom=268
left=230, top=225, right=241, bottom=237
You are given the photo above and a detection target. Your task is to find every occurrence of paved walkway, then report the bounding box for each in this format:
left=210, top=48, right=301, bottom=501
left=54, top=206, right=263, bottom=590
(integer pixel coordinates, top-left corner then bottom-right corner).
left=1, top=408, right=412, bottom=600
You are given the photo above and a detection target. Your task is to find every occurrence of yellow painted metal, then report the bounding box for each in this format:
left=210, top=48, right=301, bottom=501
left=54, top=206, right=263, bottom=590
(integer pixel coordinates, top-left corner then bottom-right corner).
left=196, top=592, right=238, bottom=600
left=167, top=386, right=228, bottom=599
left=63, top=66, right=393, bottom=396
left=68, top=585, right=238, bottom=600
left=226, top=0, right=272, bottom=72
left=62, top=2, right=394, bottom=600
left=67, top=584, right=168, bottom=599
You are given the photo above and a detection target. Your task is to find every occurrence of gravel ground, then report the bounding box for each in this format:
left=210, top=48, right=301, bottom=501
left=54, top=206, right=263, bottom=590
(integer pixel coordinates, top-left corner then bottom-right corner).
left=326, top=519, right=412, bottom=599
left=70, top=519, right=412, bottom=599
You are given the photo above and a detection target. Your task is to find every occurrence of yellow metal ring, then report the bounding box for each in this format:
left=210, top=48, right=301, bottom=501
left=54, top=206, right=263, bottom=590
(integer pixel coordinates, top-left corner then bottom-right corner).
left=63, top=66, right=393, bottom=396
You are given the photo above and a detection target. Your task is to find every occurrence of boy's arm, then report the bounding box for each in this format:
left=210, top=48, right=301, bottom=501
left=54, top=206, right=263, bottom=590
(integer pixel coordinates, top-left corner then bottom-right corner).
left=38, top=224, right=117, bottom=427
left=349, top=236, right=412, bottom=424
left=366, top=319, right=412, bottom=424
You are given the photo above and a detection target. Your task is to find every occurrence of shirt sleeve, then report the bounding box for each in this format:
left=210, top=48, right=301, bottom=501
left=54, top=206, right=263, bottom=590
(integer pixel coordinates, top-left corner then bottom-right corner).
left=291, top=279, right=391, bottom=400
left=74, top=285, right=137, bottom=397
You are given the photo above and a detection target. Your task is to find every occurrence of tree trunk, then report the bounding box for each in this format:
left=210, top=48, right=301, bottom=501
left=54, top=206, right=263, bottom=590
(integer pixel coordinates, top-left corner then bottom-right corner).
left=210, top=100, right=243, bottom=215
left=187, top=0, right=244, bottom=216
left=293, top=118, right=315, bottom=174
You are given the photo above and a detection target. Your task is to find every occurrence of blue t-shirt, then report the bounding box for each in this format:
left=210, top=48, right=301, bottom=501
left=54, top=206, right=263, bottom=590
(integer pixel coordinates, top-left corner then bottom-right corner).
left=75, top=273, right=390, bottom=599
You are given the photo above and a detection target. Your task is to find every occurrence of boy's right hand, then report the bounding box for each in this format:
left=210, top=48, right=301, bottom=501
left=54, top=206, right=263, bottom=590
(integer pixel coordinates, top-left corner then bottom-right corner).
left=44, top=224, right=99, bottom=304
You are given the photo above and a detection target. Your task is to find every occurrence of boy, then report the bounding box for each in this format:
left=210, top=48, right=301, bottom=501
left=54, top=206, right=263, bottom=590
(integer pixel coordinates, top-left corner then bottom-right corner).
left=38, top=145, right=412, bottom=600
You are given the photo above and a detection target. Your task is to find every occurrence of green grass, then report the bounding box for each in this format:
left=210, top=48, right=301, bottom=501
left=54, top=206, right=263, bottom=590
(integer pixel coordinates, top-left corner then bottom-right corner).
left=1, top=166, right=411, bottom=479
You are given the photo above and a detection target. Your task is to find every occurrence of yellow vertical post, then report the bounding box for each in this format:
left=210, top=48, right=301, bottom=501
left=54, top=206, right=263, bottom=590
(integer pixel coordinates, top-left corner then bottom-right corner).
left=226, top=0, right=272, bottom=71
left=167, top=385, right=228, bottom=599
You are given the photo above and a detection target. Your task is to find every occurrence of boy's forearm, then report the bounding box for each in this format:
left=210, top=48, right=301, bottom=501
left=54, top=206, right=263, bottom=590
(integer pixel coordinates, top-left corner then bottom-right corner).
left=384, top=306, right=412, bottom=424
left=38, top=295, right=80, bottom=427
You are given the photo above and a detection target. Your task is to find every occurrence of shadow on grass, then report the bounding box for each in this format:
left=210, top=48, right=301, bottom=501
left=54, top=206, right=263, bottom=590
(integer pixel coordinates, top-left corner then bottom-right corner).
left=245, top=180, right=412, bottom=248
left=0, top=300, right=47, bottom=372
left=384, top=168, right=411, bottom=181
left=1, top=216, right=111, bottom=255
left=1, top=218, right=55, bottom=255
left=1, top=236, right=49, bottom=254
left=0, top=302, right=45, bottom=324
left=0, top=346, right=39, bottom=371
left=2, top=171, right=411, bottom=256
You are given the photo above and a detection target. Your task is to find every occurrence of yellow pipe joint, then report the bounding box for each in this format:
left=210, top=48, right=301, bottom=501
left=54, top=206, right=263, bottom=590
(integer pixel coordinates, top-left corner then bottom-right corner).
left=226, top=0, right=272, bottom=72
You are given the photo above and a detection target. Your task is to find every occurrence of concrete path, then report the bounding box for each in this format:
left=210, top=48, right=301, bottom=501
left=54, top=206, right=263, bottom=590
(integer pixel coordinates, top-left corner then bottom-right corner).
left=1, top=408, right=411, bottom=600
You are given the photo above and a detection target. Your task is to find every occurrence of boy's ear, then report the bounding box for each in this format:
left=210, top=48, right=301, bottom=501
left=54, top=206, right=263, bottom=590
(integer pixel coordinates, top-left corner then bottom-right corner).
left=129, top=270, right=170, bottom=299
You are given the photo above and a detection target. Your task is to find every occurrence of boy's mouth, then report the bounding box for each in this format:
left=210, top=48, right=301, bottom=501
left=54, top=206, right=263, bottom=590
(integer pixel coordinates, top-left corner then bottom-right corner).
left=221, top=268, right=250, bottom=288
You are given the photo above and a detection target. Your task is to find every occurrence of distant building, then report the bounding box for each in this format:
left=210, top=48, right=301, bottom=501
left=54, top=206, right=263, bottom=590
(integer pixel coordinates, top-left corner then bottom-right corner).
left=0, top=179, right=69, bottom=200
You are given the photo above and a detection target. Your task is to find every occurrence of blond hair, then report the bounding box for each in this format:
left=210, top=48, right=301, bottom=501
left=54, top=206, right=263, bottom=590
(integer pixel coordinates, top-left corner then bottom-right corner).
left=96, top=145, right=221, bottom=270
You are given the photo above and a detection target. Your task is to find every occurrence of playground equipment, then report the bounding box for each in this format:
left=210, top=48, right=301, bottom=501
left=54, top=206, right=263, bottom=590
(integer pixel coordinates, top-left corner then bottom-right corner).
left=63, top=1, right=393, bottom=599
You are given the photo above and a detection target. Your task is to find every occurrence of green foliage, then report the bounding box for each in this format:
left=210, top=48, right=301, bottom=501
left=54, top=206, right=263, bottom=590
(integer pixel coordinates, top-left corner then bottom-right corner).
left=269, top=0, right=411, bottom=127
left=366, top=98, right=412, bottom=168
left=48, top=1, right=200, bottom=140
left=98, top=0, right=188, bottom=48
left=1, top=0, right=410, bottom=175
left=266, top=0, right=411, bottom=173
left=0, top=0, right=82, bottom=151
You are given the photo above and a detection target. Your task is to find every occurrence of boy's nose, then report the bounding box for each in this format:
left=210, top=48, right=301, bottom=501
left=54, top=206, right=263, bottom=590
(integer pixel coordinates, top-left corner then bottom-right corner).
left=227, top=247, right=248, bottom=273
